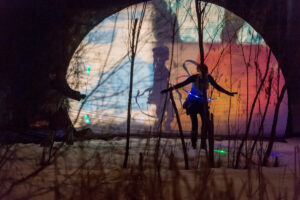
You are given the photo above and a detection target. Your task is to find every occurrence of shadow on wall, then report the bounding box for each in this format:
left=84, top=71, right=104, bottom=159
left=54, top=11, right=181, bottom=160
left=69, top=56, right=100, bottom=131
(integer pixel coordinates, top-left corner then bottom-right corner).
left=147, top=46, right=174, bottom=132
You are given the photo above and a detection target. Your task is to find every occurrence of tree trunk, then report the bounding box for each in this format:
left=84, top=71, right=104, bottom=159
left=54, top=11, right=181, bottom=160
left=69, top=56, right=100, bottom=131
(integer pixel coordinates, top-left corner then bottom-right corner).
left=169, top=91, right=189, bottom=169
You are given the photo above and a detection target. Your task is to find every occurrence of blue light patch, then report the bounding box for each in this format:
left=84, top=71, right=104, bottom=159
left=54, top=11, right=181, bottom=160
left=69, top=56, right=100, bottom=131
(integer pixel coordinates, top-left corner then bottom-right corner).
left=84, top=114, right=90, bottom=124
left=270, top=152, right=281, bottom=157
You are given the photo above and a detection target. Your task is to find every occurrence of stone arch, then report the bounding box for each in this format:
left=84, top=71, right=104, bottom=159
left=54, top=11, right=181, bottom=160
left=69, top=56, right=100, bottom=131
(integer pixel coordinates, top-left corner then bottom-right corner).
left=65, top=0, right=288, bottom=136
left=0, top=0, right=298, bottom=136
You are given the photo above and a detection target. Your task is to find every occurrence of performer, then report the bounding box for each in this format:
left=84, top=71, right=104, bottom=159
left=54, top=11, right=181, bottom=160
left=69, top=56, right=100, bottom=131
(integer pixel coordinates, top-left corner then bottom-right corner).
left=40, top=70, right=86, bottom=145
left=161, top=63, right=237, bottom=149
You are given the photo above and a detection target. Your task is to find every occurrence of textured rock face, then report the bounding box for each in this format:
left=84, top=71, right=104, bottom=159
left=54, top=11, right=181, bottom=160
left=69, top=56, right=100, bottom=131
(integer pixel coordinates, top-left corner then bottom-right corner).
left=0, top=0, right=299, bottom=136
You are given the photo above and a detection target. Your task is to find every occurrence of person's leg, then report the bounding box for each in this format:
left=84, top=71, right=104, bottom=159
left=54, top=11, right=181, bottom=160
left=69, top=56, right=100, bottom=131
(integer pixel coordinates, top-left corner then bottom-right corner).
left=60, top=108, right=75, bottom=145
left=65, top=126, right=74, bottom=145
left=41, top=111, right=55, bottom=147
left=51, top=107, right=75, bottom=145
left=40, top=129, right=55, bottom=147
left=189, top=113, right=198, bottom=149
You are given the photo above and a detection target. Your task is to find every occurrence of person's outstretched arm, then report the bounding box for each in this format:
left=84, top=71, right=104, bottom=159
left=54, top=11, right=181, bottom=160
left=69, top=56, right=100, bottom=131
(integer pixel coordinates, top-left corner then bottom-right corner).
left=161, top=75, right=197, bottom=93
left=58, top=79, right=86, bottom=101
left=208, top=75, right=237, bottom=96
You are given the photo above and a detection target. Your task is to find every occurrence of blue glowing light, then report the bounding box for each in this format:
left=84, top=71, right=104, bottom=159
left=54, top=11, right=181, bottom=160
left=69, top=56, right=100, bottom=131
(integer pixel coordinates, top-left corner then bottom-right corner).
left=84, top=114, right=90, bottom=124
left=188, top=92, right=202, bottom=99
left=186, top=90, right=219, bottom=102
left=176, top=75, right=219, bottom=101
left=270, top=152, right=281, bottom=157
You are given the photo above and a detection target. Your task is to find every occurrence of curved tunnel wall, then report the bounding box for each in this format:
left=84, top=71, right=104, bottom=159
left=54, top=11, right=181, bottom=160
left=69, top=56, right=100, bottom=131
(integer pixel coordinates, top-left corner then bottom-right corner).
left=66, top=1, right=288, bottom=137
left=0, top=0, right=299, bottom=136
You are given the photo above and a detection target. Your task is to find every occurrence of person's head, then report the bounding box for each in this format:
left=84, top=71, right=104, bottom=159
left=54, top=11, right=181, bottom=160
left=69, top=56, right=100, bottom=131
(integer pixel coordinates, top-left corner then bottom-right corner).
left=197, top=63, right=208, bottom=74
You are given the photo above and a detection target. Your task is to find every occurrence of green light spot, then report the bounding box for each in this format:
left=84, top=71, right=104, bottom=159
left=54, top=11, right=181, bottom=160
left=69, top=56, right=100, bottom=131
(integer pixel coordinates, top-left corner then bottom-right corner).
left=87, top=64, right=91, bottom=75
left=216, top=96, right=220, bottom=99
left=84, top=114, right=90, bottom=124
left=214, top=149, right=227, bottom=154
left=208, top=82, right=211, bottom=85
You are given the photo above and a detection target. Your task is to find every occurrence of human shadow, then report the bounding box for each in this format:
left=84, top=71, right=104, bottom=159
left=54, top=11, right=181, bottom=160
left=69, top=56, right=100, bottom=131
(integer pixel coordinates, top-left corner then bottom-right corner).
left=147, top=46, right=174, bottom=132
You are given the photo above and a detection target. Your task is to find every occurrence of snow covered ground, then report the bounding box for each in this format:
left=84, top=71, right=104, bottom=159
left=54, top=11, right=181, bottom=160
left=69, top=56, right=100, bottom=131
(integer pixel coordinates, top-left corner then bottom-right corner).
left=1, top=138, right=300, bottom=199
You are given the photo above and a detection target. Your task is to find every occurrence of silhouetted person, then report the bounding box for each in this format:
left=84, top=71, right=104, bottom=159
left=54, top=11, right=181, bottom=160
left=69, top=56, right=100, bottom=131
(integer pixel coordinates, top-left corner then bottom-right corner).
left=148, top=46, right=174, bottom=132
left=40, top=70, right=86, bottom=145
left=161, top=64, right=237, bottom=149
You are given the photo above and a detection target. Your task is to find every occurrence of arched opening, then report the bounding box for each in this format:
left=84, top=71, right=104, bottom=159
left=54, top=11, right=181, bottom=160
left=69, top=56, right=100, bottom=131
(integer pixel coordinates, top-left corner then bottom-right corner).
left=66, top=1, right=288, bottom=137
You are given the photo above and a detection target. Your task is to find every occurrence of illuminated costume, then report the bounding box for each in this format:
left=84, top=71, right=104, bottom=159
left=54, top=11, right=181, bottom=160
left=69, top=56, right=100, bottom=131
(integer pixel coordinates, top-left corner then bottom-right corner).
left=161, top=64, right=235, bottom=149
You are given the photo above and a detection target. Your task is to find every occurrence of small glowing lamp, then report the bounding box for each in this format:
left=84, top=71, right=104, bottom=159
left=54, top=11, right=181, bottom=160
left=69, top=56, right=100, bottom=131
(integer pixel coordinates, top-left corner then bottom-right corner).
left=84, top=114, right=90, bottom=124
